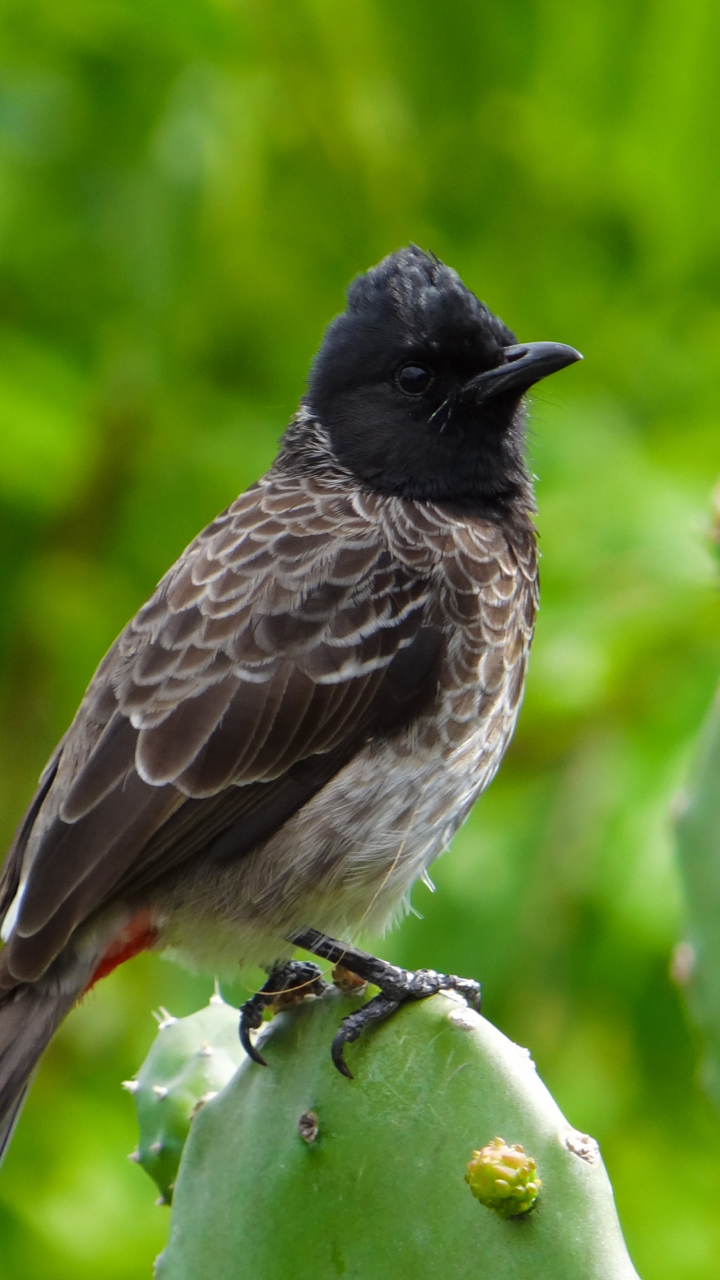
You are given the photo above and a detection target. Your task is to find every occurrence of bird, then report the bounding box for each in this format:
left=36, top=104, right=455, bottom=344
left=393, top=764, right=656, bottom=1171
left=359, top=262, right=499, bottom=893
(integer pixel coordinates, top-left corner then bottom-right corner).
left=0, top=245, right=580, bottom=1156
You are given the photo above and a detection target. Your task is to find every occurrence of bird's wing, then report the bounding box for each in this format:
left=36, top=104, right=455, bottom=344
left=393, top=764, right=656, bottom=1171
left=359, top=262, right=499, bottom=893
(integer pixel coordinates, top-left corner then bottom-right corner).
left=1, top=471, right=442, bottom=985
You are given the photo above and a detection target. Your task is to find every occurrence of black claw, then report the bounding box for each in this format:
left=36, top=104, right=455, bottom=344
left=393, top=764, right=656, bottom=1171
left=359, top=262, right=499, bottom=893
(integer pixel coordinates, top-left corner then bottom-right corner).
left=239, top=959, right=328, bottom=1067
left=331, top=1035, right=354, bottom=1080
left=246, top=1040, right=269, bottom=1068
left=331, top=992, right=403, bottom=1077
left=238, top=993, right=269, bottom=1064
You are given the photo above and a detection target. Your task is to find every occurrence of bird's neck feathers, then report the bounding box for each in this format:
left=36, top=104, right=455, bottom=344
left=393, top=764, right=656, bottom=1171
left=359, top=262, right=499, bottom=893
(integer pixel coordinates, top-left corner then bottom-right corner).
left=274, top=406, right=350, bottom=482
left=274, top=403, right=536, bottom=528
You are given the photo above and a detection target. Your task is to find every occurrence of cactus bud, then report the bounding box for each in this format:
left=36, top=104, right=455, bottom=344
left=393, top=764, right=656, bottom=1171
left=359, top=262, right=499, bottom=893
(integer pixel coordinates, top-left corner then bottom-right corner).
left=465, top=1136, right=542, bottom=1218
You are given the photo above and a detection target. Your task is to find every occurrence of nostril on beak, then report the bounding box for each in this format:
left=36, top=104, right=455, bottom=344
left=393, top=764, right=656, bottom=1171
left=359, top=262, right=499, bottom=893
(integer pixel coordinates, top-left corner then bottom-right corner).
left=504, top=346, right=528, bottom=363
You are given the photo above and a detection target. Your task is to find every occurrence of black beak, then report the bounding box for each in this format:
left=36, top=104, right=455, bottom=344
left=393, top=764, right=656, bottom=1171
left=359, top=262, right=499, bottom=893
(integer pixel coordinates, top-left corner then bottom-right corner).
left=461, top=341, right=582, bottom=404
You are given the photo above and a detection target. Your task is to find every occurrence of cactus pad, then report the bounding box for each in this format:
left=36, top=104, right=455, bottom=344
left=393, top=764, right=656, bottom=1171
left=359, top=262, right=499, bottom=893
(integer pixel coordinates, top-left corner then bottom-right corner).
left=150, top=988, right=639, bottom=1279
left=124, top=992, right=244, bottom=1204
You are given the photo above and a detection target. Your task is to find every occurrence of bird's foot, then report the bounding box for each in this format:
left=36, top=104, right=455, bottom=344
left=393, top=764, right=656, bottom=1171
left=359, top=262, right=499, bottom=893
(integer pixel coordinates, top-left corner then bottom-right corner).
left=239, top=959, right=328, bottom=1065
left=289, top=927, right=481, bottom=1079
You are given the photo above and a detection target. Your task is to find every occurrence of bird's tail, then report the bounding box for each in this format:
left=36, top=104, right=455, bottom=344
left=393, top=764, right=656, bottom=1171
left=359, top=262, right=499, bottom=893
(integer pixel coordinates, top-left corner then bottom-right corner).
left=0, top=978, right=83, bottom=1166
left=0, top=1080, right=32, bottom=1163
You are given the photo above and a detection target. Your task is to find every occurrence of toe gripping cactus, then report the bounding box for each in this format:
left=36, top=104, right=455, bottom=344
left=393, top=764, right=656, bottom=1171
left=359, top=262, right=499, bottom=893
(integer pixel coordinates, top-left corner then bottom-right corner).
left=127, top=985, right=639, bottom=1279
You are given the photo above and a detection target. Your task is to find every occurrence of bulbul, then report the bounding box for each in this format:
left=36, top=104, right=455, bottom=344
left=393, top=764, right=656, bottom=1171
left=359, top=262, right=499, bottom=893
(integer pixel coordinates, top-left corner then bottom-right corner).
left=0, top=246, right=580, bottom=1156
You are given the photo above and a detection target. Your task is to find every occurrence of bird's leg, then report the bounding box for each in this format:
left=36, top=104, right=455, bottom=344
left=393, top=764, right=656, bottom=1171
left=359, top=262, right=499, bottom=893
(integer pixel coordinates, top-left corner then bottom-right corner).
left=239, top=959, right=328, bottom=1066
left=288, top=927, right=481, bottom=1079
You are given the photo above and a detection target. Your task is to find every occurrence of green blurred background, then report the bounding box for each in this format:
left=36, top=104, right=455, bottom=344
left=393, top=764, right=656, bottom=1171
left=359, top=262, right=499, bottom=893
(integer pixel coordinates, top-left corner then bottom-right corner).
left=0, top=1, right=719, bottom=1275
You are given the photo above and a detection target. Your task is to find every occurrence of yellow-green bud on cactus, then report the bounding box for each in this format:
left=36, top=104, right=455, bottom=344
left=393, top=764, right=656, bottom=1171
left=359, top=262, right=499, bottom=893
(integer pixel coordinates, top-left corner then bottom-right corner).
left=124, top=991, right=244, bottom=1204
left=465, top=1136, right=541, bottom=1218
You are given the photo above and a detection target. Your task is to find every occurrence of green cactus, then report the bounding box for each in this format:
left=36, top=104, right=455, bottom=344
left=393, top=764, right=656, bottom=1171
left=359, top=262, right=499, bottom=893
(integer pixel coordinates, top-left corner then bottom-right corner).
left=137, top=987, right=639, bottom=1279
left=674, top=684, right=720, bottom=1113
left=124, top=990, right=245, bottom=1204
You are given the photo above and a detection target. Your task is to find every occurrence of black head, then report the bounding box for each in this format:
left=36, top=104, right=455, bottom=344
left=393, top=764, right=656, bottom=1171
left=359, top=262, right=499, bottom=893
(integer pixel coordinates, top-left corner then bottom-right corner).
left=304, top=246, right=580, bottom=512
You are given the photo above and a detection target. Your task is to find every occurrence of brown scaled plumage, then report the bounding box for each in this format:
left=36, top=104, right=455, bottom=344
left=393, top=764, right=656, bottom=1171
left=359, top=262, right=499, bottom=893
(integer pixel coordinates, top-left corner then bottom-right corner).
left=0, top=246, right=580, bottom=1148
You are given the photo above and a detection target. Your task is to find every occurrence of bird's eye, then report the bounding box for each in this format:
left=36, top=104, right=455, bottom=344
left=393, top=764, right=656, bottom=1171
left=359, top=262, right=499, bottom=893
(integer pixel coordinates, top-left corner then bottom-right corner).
left=396, top=363, right=433, bottom=396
